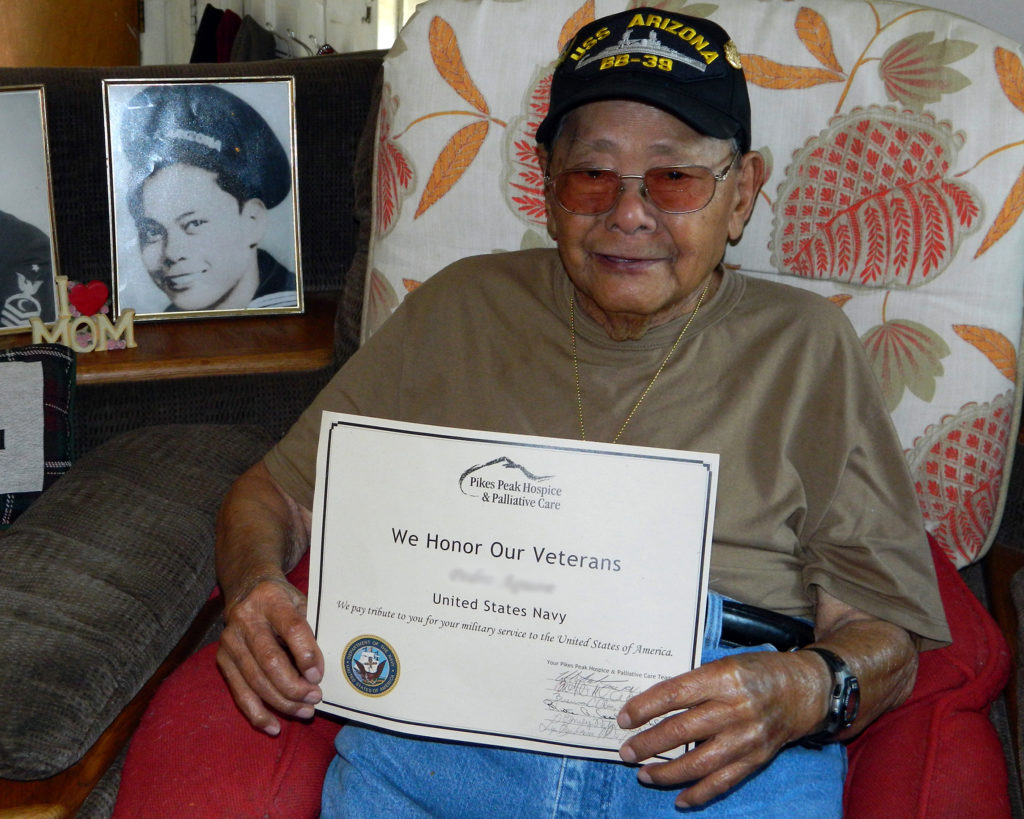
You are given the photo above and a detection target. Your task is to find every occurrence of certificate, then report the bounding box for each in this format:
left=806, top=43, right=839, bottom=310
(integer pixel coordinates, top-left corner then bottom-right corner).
left=307, top=413, right=717, bottom=761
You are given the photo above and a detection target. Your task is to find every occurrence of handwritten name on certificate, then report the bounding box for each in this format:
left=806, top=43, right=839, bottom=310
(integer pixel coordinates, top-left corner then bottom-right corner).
left=306, top=413, right=718, bottom=762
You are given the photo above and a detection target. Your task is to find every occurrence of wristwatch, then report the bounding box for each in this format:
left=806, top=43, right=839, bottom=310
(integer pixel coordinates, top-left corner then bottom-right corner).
left=800, top=646, right=860, bottom=748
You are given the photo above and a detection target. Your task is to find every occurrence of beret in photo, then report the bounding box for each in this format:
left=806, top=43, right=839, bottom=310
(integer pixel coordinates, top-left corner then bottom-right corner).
left=120, top=83, right=291, bottom=209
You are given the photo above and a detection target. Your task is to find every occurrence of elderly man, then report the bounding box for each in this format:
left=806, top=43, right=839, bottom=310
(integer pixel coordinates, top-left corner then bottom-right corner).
left=119, top=84, right=297, bottom=314
left=207, top=8, right=949, bottom=817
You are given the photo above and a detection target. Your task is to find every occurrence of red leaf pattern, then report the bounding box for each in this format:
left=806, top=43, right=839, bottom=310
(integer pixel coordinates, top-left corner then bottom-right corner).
left=907, top=394, right=1014, bottom=566
left=374, top=87, right=415, bottom=239
left=770, top=106, right=979, bottom=288
left=502, top=71, right=552, bottom=227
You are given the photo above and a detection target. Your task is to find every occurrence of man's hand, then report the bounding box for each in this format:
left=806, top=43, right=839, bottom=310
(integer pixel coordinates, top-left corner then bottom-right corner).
left=617, top=589, right=917, bottom=808
left=214, top=460, right=322, bottom=736
left=216, top=575, right=324, bottom=736
left=616, top=649, right=829, bottom=808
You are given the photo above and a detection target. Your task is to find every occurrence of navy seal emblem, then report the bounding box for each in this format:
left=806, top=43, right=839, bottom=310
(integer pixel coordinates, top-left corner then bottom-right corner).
left=343, top=635, right=400, bottom=697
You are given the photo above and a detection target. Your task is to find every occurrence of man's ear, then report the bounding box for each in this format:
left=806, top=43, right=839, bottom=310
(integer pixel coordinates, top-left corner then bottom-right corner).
left=728, top=150, right=766, bottom=243
left=537, top=144, right=551, bottom=175
left=536, top=145, right=558, bottom=241
left=241, top=198, right=269, bottom=248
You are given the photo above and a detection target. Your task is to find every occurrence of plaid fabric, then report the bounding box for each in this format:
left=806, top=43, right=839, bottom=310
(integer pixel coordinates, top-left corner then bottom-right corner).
left=0, top=343, right=75, bottom=527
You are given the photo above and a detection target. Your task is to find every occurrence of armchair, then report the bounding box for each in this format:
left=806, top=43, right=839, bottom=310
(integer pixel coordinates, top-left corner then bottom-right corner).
left=359, top=1, right=1024, bottom=814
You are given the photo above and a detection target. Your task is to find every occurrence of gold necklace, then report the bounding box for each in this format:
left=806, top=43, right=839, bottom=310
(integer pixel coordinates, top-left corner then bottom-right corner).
left=570, top=276, right=712, bottom=443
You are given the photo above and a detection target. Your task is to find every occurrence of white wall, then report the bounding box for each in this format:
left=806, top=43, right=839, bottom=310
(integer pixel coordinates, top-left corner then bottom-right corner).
left=142, top=0, right=387, bottom=63
left=245, top=0, right=332, bottom=55
left=143, top=0, right=1024, bottom=65
left=140, top=0, right=193, bottom=65
left=324, top=0, right=378, bottom=54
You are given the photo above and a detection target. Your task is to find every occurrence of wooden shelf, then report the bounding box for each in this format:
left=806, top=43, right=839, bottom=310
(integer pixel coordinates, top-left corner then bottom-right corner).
left=0, top=291, right=339, bottom=385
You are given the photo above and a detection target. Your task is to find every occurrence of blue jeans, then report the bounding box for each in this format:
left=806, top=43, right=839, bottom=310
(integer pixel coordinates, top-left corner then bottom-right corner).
left=321, top=593, right=846, bottom=817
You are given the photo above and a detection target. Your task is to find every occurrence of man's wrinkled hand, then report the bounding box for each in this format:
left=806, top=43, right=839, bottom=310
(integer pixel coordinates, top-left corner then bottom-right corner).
left=616, top=651, right=828, bottom=808
left=216, top=576, right=325, bottom=736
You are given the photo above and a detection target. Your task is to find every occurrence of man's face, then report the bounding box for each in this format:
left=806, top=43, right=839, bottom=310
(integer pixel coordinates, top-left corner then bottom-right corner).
left=137, top=163, right=266, bottom=311
left=542, top=100, right=762, bottom=340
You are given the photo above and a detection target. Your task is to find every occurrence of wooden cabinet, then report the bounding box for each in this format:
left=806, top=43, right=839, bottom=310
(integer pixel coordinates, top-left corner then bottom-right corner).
left=0, top=0, right=140, bottom=67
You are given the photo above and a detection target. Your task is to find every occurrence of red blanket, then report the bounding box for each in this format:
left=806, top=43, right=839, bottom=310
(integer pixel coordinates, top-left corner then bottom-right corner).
left=115, top=535, right=1011, bottom=817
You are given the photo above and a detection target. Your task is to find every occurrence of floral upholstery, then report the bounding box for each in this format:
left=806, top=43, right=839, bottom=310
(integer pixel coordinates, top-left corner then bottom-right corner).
left=363, top=0, right=1024, bottom=569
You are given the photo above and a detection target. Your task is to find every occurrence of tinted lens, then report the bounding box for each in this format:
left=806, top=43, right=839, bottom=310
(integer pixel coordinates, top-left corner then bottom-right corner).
left=644, top=166, right=716, bottom=213
left=550, top=166, right=718, bottom=214
left=552, top=169, right=620, bottom=214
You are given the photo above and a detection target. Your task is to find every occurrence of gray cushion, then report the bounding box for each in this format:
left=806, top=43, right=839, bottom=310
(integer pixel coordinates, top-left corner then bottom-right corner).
left=0, top=423, right=273, bottom=779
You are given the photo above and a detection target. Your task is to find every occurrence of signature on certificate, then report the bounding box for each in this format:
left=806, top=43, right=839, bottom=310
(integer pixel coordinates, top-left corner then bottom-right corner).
left=538, top=669, right=642, bottom=740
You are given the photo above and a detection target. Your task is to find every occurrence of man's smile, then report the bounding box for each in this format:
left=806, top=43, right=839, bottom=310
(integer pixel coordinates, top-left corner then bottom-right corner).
left=593, top=252, right=668, bottom=268
left=155, top=269, right=202, bottom=291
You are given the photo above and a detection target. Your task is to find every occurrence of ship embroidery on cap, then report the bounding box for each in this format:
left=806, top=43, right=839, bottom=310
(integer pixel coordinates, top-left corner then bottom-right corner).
left=578, top=29, right=708, bottom=73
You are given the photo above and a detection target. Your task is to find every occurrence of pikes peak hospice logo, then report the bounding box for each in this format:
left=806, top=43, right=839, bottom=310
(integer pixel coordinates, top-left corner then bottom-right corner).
left=458, top=456, right=565, bottom=511
left=342, top=636, right=400, bottom=697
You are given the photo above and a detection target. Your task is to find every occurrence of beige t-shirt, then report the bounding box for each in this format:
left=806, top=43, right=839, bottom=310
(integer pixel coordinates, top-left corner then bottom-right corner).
left=267, top=248, right=950, bottom=647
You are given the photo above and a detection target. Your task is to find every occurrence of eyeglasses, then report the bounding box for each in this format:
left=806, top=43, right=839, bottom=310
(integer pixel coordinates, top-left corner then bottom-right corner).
left=545, top=150, right=740, bottom=216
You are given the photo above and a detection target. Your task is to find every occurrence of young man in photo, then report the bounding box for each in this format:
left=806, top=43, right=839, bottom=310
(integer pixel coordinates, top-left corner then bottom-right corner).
left=120, top=84, right=296, bottom=314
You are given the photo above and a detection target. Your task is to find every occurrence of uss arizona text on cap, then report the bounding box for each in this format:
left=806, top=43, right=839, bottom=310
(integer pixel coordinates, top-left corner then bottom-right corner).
left=535, top=8, right=750, bottom=153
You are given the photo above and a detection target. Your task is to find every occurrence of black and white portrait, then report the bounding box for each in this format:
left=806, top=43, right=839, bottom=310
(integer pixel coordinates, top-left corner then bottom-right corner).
left=0, top=86, right=59, bottom=334
left=105, top=78, right=302, bottom=321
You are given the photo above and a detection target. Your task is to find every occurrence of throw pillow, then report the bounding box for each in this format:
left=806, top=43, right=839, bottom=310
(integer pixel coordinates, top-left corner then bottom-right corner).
left=363, top=0, right=1024, bottom=568
left=0, top=343, right=74, bottom=527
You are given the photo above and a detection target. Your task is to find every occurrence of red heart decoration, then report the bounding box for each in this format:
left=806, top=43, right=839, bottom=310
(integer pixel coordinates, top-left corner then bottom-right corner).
left=68, top=280, right=110, bottom=317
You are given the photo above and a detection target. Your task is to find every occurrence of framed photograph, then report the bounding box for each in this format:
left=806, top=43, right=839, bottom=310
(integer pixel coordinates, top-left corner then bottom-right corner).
left=0, top=85, right=59, bottom=335
left=104, top=77, right=303, bottom=322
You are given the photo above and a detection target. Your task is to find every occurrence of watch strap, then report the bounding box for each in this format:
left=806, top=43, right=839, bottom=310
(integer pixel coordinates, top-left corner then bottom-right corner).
left=800, top=646, right=860, bottom=748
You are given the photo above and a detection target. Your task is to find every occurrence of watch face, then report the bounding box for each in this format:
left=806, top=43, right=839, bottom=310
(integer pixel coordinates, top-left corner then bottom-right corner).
left=842, top=679, right=861, bottom=726
left=803, top=647, right=860, bottom=738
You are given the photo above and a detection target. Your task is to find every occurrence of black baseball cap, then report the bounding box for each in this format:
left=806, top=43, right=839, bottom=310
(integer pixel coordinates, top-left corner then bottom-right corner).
left=536, top=8, right=750, bottom=153
left=120, top=83, right=291, bottom=211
